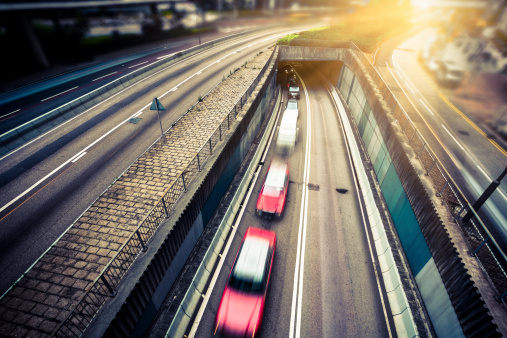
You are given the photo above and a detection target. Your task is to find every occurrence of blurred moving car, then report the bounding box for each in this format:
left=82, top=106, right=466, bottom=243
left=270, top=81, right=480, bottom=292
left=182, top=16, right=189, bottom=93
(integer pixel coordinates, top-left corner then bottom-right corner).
left=288, top=83, right=300, bottom=99
left=276, top=108, right=299, bottom=154
left=215, top=227, right=276, bottom=337
left=436, top=60, right=464, bottom=87
left=286, top=98, right=298, bottom=110
left=256, top=159, right=289, bottom=218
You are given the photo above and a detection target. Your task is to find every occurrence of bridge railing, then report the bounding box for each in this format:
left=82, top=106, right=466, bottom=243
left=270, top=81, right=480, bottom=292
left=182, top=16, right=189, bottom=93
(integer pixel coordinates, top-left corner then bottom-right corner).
left=51, top=48, right=276, bottom=338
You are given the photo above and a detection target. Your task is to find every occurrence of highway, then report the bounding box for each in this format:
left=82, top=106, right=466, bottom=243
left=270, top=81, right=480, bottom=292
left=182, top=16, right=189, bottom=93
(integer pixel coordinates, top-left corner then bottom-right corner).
left=0, top=24, right=319, bottom=296
left=375, top=29, right=507, bottom=249
left=190, top=65, right=393, bottom=337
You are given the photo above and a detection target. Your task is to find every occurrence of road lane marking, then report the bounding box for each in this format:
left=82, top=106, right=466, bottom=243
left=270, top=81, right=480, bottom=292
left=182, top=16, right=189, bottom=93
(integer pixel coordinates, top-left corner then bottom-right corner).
left=477, top=165, right=492, bottom=181
left=327, top=82, right=393, bottom=337
left=419, top=98, right=434, bottom=115
left=439, top=93, right=507, bottom=157
left=289, top=74, right=312, bottom=338
left=1, top=32, right=289, bottom=213
left=442, top=125, right=464, bottom=150
left=0, top=109, right=20, bottom=119
left=405, top=81, right=415, bottom=94
left=41, top=86, right=78, bottom=101
left=92, top=72, right=118, bottom=82
left=128, top=61, right=149, bottom=68
left=383, top=61, right=465, bottom=171
left=156, top=53, right=175, bottom=60
left=71, top=152, right=87, bottom=163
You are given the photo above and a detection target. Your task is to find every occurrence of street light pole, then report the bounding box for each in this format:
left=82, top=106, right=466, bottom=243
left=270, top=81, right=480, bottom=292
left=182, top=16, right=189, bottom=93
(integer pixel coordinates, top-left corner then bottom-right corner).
left=463, top=166, right=507, bottom=223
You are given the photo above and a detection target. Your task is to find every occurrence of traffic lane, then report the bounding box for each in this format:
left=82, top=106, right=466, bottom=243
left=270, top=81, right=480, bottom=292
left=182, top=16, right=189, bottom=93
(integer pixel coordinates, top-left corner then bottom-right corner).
left=193, top=77, right=308, bottom=337
left=0, top=103, right=179, bottom=293
left=387, top=48, right=507, bottom=244
left=392, top=47, right=507, bottom=180
left=299, top=73, right=390, bottom=337
left=0, top=38, right=282, bottom=293
left=0, top=33, right=281, bottom=207
left=0, top=26, right=280, bottom=135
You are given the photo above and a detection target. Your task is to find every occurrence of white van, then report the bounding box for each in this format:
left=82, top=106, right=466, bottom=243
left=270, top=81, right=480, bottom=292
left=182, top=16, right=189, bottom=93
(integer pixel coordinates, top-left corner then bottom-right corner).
left=276, top=109, right=299, bottom=154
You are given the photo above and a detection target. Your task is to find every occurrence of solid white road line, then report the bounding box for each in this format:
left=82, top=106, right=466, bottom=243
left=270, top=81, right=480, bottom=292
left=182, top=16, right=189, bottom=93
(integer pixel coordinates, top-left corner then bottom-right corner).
left=128, top=61, right=149, bottom=68
left=92, top=72, right=118, bottom=82
left=188, top=91, right=282, bottom=338
left=41, top=86, right=78, bottom=101
left=289, top=74, right=312, bottom=338
left=442, top=125, right=464, bottom=150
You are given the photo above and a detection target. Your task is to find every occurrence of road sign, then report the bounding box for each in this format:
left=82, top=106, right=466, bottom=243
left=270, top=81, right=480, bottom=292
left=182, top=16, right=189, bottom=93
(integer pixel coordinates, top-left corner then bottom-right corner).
left=150, top=97, right=166, bottom=111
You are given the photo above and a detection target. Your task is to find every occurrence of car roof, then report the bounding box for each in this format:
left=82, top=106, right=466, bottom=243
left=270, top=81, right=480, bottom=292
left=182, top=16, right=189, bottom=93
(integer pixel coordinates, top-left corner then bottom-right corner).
left=232, top=236, right=271, bottom=283
left=265, top=161, right=287, bottom=188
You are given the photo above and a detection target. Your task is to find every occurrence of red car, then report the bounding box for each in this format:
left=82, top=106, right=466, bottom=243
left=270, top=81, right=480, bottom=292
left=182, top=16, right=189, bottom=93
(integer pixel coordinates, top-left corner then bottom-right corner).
left=256, top=159, right=289, bottom=218
left=215, top=227, right=276, bottom=337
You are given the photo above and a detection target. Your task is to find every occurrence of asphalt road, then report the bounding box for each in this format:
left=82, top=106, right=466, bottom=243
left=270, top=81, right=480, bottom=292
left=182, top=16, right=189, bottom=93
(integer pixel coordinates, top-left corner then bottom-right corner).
left=191, top=65, right=392, bottom=337
left=375, top=29, right=507, bottom=249
left=0, top=24, right=319, bottom=296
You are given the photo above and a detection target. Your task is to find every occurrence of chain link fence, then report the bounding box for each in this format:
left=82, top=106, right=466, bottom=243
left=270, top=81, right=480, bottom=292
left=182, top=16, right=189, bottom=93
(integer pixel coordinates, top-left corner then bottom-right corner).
left=51, top=49, right=276, bottom=338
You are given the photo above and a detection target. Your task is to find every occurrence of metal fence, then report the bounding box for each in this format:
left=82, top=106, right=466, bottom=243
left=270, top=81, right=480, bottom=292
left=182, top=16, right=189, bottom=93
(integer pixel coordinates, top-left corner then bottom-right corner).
left=344, top=41, right=507, bottom=305
left=51, top=49, right=276, bottom=337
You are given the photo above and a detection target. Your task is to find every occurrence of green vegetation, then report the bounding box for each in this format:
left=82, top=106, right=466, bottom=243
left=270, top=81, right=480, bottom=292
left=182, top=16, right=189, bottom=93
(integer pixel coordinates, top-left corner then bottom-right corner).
left=278, top=5, right=412, bottom=54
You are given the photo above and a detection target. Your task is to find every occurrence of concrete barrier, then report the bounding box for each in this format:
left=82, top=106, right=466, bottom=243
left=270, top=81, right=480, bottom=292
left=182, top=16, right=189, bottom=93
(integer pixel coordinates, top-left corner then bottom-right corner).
left=0, top=31, right=252, bottom=157
left=165, top=88, right=282, bottom=338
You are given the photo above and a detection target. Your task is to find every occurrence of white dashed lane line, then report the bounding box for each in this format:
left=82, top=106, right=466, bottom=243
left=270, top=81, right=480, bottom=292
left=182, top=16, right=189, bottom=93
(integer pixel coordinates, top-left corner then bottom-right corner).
left=442, top=124, right=464, bottom=150
left=41, top=86, right=79, bottom=102
left=93, top=72, right=118, bottom=82
left=419, top=99, right=435, bottom=116
left=128, top=61, right=149, bottom=69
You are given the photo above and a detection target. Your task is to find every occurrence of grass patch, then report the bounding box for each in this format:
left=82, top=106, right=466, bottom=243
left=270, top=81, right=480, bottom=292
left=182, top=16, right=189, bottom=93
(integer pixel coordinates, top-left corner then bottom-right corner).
left=278, top=5, right=413, bottom=53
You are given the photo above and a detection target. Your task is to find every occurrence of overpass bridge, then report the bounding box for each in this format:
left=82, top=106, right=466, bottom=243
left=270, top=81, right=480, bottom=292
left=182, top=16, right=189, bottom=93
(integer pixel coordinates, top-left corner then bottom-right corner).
left=0, top=42, right=505, bottom=337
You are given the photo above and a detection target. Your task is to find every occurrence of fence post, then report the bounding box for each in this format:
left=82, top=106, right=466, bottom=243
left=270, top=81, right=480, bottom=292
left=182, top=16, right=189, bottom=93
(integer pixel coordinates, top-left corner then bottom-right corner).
left=454, top=204, right=467, bottom=221
left=182, top=173, right=187, bottom=192
left=197, top=154, right=201, bottom=172
left=426, top=159, right=437, bottom=176
left=100, top=276, right=117, bottom=297
left=436, top=179, right=449, bottom=197
left=472, top=236, right=490, bottom=256
left=162, top=198, right=169, bottom=217
left=219, top=125, right=222, bottom=141
left=136, top=230, right=147, bottom=252
left=228, top=114, right=230, bottom=129
left=209, top=139, right=212, bottom=153
left=417, top=143, right=425, bottom=159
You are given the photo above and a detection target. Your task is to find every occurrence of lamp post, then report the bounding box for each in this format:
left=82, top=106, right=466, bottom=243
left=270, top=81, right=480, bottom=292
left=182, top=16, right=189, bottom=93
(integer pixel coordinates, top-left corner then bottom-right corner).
left=463, top=166, right=507, bottom=223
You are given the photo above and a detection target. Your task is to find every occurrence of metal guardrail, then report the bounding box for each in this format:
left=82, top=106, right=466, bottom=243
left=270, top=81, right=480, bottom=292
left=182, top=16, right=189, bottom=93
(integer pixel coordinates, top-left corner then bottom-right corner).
left=51, top=49, right=276, bottom=337
left=342, top=41, right=507, bottom=305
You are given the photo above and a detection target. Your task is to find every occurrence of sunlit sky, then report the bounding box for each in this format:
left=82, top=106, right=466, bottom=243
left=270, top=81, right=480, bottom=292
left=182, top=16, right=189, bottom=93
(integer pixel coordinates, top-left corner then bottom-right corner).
left=410, top=0, right=488, bottom=8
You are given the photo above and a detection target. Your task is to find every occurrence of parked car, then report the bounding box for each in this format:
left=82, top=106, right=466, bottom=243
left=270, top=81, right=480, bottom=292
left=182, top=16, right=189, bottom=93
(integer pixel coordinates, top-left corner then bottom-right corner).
left=256, top=159, right=289, bottom=218
left=215, top=227, right=276, bottom=337
left=276, top=109, right=299, bottom=154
